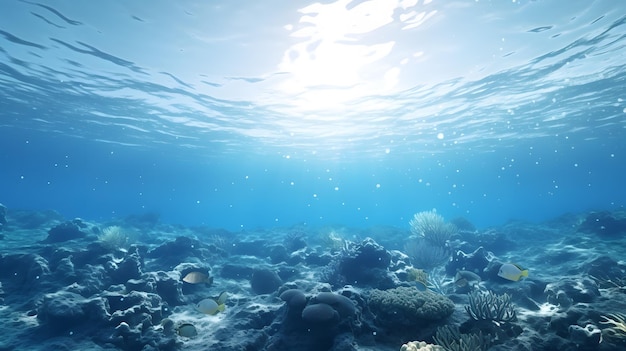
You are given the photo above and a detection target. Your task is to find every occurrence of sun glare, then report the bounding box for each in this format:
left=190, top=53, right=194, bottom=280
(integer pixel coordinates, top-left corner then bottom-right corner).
left=275, top=0, right=437, bottom=112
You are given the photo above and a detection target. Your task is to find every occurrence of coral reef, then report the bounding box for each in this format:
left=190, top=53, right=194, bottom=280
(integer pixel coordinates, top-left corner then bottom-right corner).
left=465, top=290, right=516, bottom=322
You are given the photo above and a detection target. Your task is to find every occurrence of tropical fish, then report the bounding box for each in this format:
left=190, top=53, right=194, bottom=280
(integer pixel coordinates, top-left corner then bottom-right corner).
left=196, top=298, right=224, bottom=315
left=216, top=291, right=228, bottom=305
left=498, top=263, right=529, bottom=281
left=196, top=292, right=228, bottom=315
left=176, top=323, right=198, bottom=337
left=182, top=271, right=213, bottom=285
left=455, top=270, right=481, bottom=287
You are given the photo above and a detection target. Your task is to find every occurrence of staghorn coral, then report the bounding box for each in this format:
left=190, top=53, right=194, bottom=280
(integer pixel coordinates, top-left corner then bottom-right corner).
left=600, top=312, right=626, bottom=341
left=465, top=290, right=516, bottom=322
left=433, top=325, right=489, bottom=351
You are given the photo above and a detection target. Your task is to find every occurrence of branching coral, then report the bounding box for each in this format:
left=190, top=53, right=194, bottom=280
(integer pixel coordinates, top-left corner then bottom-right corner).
left=465, top=290, right=516, bottom=322
left=600, top=313, right=626, bottom=341
left=433, top=325, right=489, bottom=351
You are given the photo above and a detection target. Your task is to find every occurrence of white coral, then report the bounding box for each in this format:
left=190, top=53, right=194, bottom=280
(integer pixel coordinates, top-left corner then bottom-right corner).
left=400, top=341, right=444, bottom=351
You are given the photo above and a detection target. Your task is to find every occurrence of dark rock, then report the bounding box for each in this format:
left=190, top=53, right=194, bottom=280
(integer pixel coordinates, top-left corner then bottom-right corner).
left=220, top=263, right=254, bottom=279
left=124, top=212, right=161, bottom=229
left=582, top=256, right=626, bottom=288
left=545, top=277, right=600, bottom=307
left=147, top=271, right=185, bottom=306
left=343, top=238, right=391, bottom=270
left=44, top=220, right=88, bottom=243
left=579, top=211, right=626, bottom=237
left=269, top=245, right=289, bottom=264
left=336, top=238, right=394, bottom=289
left=548, top=303, right=596, bottom=338
left=105, top=290, right=167, bottom=327
left=568, top=324, right=602, bottom=347
left=53, top=256, right=77, bottom=283
left=313, top=292, right=357, bottom=318
left=280, top=289, right=307, bottom=309
left=37, top=291, right=110, bottom=333
left=305, top=252, right=333, bottom=266
left=302, top=303, right=340, bottom=324
left=146, top=236, right=205, bottom=264
left=0, top=203, right=6, bottom=225
left=109, top=251, right=143, bottom=284
left=250, top=268, right=282, bottom=294
left=8, top=209, right=64, bottom=229
left=284, top=231, right=307, bottom=252
left=125, top=277, right=157, bottom=294
left=231, top=239, right=269, bottom=257
left=277, top=266, right=299, bottom=281
left=446, top=246, right=492, bottom=278
left=70, top=264, right=109, bottom=296
left=0, top=253, right=51, bottom=292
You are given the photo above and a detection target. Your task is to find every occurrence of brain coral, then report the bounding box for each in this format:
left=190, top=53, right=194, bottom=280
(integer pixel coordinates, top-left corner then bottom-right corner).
left=368, top=287, right=454, bottom=327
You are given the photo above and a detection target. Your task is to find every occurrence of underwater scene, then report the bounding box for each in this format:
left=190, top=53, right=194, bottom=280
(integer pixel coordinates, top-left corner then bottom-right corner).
left=1, top=0, right=626, bottom=350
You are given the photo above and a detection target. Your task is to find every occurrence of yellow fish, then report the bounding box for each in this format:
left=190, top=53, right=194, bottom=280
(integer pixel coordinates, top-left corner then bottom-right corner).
left=196, top=298, right=225, bottom=315
left=196, top=292, right=228, bottom=315
left=498, top=263, right=529, bottom=282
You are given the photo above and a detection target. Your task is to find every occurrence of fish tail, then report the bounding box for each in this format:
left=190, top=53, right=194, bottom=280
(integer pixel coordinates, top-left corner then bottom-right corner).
left=521, top=270, right=529, bottom=277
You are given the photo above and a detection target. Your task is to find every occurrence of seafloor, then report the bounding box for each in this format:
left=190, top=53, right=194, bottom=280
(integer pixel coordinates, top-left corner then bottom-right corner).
left=0, top=204, right=625, bottom=351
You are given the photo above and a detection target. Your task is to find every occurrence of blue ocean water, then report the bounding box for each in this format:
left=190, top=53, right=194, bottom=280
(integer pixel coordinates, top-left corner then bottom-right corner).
left=1, top=0, right=625, bottom=231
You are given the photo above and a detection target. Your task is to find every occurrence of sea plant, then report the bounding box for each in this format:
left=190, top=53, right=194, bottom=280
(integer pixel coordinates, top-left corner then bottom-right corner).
left=98, top=225, right=130, bottom=251
left=409, top=210, right=458, bottom=247
left=404, top=240, right=450, bottom=270
left=465, top=290, right=516, bottom=322
left=407, top=267, right=429, bottom=286
left=433, top=325, right=489, bottom=351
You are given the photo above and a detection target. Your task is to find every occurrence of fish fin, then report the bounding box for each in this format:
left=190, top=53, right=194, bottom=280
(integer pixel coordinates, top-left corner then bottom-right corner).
left=217, top=291, right=228, bottom=304
left=521, top=269, right=529, bottom=278
left=512, top=263, right=526, bottom=271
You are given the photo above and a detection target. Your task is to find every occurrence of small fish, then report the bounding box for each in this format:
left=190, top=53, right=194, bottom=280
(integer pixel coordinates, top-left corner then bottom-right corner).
left=498, top=263, right=529, bottom=282
left=216, top=291, right=228, bottom=305
left=196, top=297, right=226, bottom=315
left=182, top=271, right=213, bottom=285
left=176, top=323, right=198, bottom=337
left=455, top=270, right=481, bottom=287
